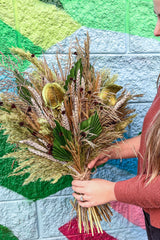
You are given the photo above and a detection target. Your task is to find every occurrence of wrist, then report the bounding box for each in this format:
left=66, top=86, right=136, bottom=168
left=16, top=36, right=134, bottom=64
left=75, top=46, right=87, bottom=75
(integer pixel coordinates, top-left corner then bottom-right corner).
left=106, top=146, right=120, bottom=160
left=111, top=182, right=117, bottom=201
left=104, top=180, right=117, bottom=202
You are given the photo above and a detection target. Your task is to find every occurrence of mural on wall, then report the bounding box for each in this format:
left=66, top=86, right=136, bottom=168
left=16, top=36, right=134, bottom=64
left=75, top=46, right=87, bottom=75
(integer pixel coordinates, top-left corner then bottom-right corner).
left=0, top=0, right=160, bottom=239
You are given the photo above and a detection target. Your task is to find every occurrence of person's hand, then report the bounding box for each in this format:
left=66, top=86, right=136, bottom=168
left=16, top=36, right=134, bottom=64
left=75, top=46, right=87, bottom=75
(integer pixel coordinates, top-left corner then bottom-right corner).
left=88, top=152, right=110, bottom=169
left=72, top=178, right=116, bottom=208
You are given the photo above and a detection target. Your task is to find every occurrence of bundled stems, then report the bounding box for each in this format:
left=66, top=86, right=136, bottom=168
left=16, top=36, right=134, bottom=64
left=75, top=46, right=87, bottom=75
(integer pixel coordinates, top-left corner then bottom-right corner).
left=71, top=169, right=113, bottom=235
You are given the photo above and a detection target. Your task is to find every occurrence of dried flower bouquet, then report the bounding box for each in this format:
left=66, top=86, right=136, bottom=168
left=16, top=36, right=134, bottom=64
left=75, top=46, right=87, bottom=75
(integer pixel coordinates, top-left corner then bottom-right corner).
left=0, top=34, right=140, bottom=235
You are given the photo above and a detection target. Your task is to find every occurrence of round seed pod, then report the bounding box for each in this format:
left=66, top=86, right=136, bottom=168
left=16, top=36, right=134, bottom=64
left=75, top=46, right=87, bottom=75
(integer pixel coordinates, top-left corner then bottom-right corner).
left=42, top=83, right=65, bottom=109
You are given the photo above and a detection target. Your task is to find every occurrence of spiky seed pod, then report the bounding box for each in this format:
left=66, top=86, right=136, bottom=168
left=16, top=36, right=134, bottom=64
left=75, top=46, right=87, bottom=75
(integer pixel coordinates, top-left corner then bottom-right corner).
left=70, top=81, right=75, bottom=107
left=31, top=96, right=55, bottom=128
left=97, top=75, right=101, bottom=93
left=76, top=70, right=81, bottom=94
left=11, top=47, right=44, bottom=73
left=28, top=86, right=42, bottom=106
left=71, top=81, right=75, bottom=97
left=31, top=98, right=44, bottom=118
left=72, top=96, right=79, bottom=130
left=38, top=138, right=48, bottom=147
left=42, top=83, right=65, bottom=109
left=28, top=147, right=66, bottom=164
left=81, top=77, right=85, bottom=98
left=113, top=92, right=130, bottom=111
left=19, top=140, right=48, bottom=153
left=61, top=103, right=70, bottom=131
left=27, top=148, right=79, bottom=175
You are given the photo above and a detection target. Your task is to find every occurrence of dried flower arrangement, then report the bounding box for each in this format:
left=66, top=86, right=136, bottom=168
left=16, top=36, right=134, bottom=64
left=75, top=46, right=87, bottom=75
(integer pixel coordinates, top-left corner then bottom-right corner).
left=0, top=34, right=140, bottom=235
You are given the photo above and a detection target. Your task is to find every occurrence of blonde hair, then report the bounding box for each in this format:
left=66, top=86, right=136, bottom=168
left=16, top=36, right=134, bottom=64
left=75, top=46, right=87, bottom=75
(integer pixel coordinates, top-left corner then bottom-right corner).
left=143, top=76, right=160, bottom=184
left=143, top=110, right=160, bottom=184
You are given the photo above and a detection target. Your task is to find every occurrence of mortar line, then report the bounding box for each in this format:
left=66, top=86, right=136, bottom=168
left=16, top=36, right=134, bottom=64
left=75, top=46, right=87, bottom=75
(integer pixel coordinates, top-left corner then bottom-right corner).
left=42, top=52, right=160, bottom=56
left=35, top=201, right=41, bottom=239
left=0, top=194, right=72, bottom=203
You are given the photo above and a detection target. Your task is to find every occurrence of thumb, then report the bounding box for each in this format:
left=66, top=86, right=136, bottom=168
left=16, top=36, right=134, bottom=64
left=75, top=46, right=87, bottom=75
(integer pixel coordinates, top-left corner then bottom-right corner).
left=88, top=157, right=98, bottom=169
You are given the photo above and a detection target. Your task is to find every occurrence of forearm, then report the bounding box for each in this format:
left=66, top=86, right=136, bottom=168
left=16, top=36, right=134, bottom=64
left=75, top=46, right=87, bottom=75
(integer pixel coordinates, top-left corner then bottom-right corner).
left=114, top=174, right=160, bottom=209
left=107, top=135, right=141, bottom=160
left=88, top=134, right=141, bottom=169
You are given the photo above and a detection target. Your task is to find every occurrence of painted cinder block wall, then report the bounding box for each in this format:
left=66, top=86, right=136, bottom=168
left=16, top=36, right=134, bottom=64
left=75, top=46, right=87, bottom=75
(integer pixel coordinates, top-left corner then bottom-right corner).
left=0, top=0, right=160, bottom=239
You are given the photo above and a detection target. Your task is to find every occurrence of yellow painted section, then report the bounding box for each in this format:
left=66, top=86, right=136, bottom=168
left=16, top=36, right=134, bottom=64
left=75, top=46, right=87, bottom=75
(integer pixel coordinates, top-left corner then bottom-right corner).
left=0, top=0, right=81, bottom=49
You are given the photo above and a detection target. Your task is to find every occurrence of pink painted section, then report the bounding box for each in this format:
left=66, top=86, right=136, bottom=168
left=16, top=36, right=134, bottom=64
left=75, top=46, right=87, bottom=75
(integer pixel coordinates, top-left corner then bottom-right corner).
left=110, top=201, right=146, bottom=229
left=59, top=217, right=117, bottom=240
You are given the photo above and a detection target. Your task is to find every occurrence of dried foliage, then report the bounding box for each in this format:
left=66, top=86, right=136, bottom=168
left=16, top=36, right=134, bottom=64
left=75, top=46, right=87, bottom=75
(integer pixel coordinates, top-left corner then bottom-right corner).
left=0, top=33, right=141, bottom=235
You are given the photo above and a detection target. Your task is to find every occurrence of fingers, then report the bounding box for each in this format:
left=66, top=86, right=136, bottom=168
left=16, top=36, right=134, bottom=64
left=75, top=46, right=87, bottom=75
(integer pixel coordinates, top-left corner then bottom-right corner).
left=78, top=201, right=94, bottom=208
left=72, top=180, right=88, bottom=187
left=88, top=155, right=107, bottom=169
left=72, top=180, right=88, bottom=194
left=88, top=157, right=99, bottom=169
left=72, top=192, right=94, bottom=208
left=95, top=158, right=107, bottom=166
left=72, top=185, right=84, bottom=194
left=72, top=192, right=90, bottom=201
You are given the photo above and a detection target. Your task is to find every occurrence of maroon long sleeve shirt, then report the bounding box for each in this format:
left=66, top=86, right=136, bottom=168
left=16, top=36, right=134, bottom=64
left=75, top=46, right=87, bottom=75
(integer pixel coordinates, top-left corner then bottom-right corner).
left=114, top=86, right=160, bottom=228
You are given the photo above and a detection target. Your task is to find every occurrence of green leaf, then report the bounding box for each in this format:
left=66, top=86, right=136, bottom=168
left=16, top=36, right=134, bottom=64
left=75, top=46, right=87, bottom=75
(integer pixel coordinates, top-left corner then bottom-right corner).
left=0, top=107, right=10, bottom=113
left=80, top=111, right=102, bottom=140
left=0, top=225, right=19, bottom=240
left=52, top=120, right=73, bottom=161
left=14, top=69, right=32, bottom=105
left=64, top=58, right=83, bottom=91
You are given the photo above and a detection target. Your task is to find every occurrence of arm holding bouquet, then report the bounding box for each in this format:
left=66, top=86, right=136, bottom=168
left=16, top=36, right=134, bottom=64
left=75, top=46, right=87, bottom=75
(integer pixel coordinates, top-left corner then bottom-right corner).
left=72, top=79, right=160, bottom=231
left=87, top=135, right=141, bottom=169
left=72, top=135, right=141, bottom=207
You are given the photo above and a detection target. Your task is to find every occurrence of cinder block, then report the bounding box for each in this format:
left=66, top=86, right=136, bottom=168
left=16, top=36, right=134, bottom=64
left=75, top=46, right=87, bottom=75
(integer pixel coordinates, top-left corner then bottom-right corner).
left=37, top=196, right=76, bottom=238
left=129, top=35, right=160, bottom=53
left=0, top=186, right=25, bottom=201
left=89, top=55, right=159, bottom=102
left=0, top=200, right=38, bottom=240
left=46, top=27, right=126, bottom=54
left=104, top=226, right=147, bottom=240
left=129, top=103, right=152, bottom=137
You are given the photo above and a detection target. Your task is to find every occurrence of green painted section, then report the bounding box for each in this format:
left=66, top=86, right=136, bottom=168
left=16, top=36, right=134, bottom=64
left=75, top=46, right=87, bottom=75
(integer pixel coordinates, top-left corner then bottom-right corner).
left=61, top=0, right=126, bottom=32
left=0, top=225, right=19, bottom=240
left=0, top=0, right=80, bottom=50
left=61, top=0, right=159, bottom=41
left=0, top=130, right=72, bottom=200
left=0, top=20, right=43, bottom=71
left=129, top=0, right=157, bottom=38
